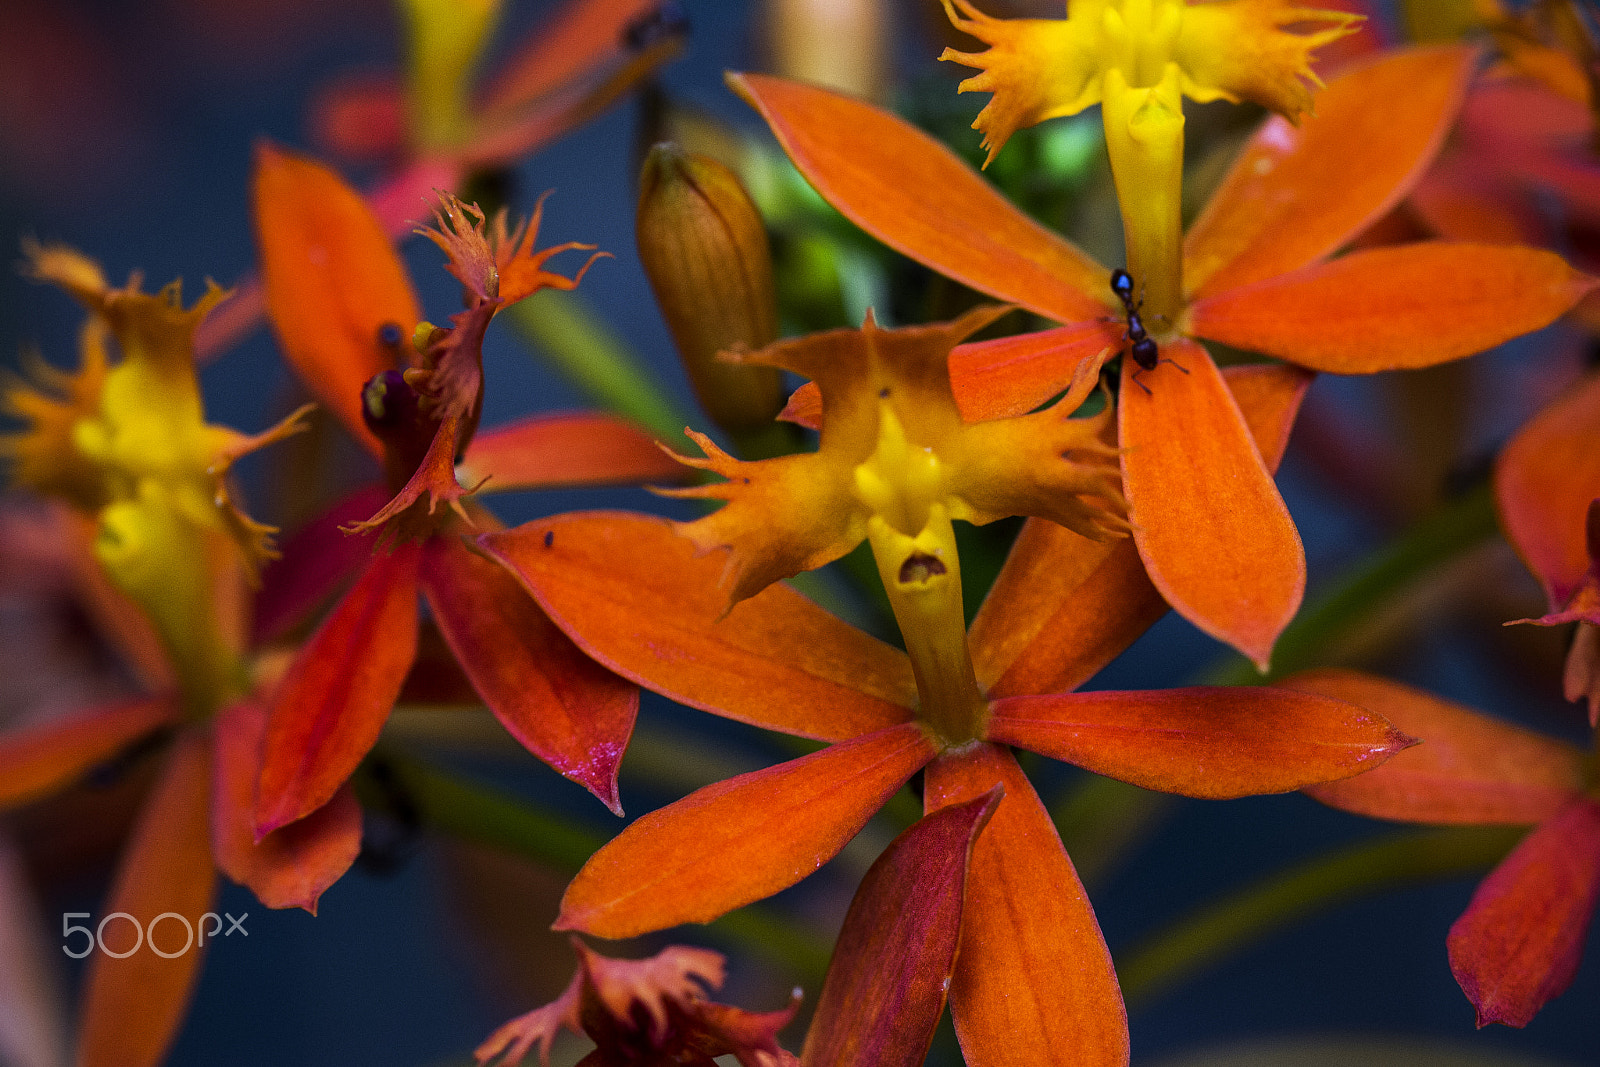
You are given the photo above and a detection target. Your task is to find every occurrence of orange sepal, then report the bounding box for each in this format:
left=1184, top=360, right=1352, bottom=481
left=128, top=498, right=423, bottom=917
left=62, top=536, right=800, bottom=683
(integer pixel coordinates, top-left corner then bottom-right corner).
left=256, top=544, right=422, bottom=835
left=1448, top=797, right=1600, bottom=1027
left=1187, top=242, right=1595, bottom=373
left=925, top=744, right=1127, bottom=1067
left=475, top=0, right=662, bottom=120
left=480, top=512, right=916, bottom=741
left=727, top=72, right=1109, bottom=324
left=973, top=363, right=1310, bottom=694
left=252, top=483, right=389, bottom=646
left=252, top=144, right=419, bottom=453
left=76, top=731, right=216, bottom=1067
left=1118, top=339, right=1304, bottom=670
left=1496, top=371, right=1600, bottom=611
left=987, top=686, right=1413, bottom=799
left=949, top=322, right=1121, bottom=422
left=422, top=537, right=636, bottom=815
left=0, top=697, right=176, bottom=810
left=801, top=787, right=1002, bottom=1067
left=1184, top=44, right=1477, bottom=299
left=212, top=703, right=361, bottom=913
left=1282, top=669, right=1586, bottom=824
left=457, top=412, right=686, bottom=493
left=555, top=722, right=938, bottom=939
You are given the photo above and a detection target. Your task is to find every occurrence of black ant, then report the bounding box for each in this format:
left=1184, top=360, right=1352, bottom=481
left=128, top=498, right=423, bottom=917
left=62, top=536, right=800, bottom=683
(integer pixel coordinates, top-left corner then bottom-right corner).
left=1110, top=269, right=1187, bottom=395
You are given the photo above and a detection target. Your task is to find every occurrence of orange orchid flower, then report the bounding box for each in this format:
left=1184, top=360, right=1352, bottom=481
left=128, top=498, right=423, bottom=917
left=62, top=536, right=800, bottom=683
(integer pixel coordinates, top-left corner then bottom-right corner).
left=251, top=147, right=684, bottom=834
left=1283, top=668, right=1600, bottom=1028
left=729, top=43, right=1595, bottom=670
left=476, top=939, right=800, bottom=1066
left=0, top=247, right=362, bottom=1067
left=479, top=312, right=1413, bottom=1066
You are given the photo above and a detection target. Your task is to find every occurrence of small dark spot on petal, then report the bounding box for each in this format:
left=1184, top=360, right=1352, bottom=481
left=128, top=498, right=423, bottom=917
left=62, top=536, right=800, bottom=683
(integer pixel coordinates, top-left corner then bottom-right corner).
left=377, top=322, right=404, bottom=349
left=743, top=477, right=751, bottom=484
left=898, top=552, right=947, bottom=585
left=544, top=530, right=554, bottom=548
left=879, top=387, right=891, bottom=398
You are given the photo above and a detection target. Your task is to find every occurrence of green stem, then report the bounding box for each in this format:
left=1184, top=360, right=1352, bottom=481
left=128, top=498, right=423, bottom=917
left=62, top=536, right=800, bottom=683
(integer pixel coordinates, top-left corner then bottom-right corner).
left=1207, top=483, right=1499, bottom=686
left=1116, top=824, right=1524, bottom=1006
left=507, top=289, right=690, bottom=443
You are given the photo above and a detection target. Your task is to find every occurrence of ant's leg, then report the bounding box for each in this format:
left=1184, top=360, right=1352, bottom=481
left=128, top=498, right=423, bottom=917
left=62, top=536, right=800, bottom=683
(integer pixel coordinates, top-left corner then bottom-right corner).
left=1158, top=357, right=1190, bottom=376
left=1129, top=367, right=1153, bottom=395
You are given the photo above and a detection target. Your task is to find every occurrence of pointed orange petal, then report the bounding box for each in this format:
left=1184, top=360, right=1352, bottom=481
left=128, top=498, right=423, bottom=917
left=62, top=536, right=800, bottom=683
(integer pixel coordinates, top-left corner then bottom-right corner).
left=987, top=686, right=1412, bottom=798
left=1497, top=371, right=1600, bottom=610
left=480, top=512, right=916, bottom=740
left=1185, top=44, right=1477, bottom=299
left=256, top=544, right=421, bottom=835
left=1448, top=798, right=1600, bottom=1027
left=973, top=363, right=1310, bottom=694
left=474, top=0, right=662, bottom=119
left=555, top=722, right=937, bottom=938
left=252, top=143, right=420, bottom=453
left=925, top=744, right=1127, bottom=1067
left=1118, top=339, right=1304, bottom=670
left=422, top=537, right=636, bottom=815
left=1281, top=669, right=1586, bottom=824
left=949, top=322, right=1122, bottom=422
left=801, top=787, right=1002, bottom=1067
left=1187, top=242, right=1595, bottom=372
left=457, top=412, right=685, bottom=493
left=252, top=483, right=389, bottom=645
left=211, top=703, right=360, bottom=913
left=76, top=732, right=216, bottom=1067
left=727, top=72, right=1108, bottom=323
left=0, top=698, right=176, bottom=809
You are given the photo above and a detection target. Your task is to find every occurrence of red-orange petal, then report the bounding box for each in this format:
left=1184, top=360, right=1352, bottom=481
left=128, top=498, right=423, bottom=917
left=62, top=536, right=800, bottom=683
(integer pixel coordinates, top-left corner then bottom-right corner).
left=256, top=543, right=422, bottom=835
left=1118, top=339, right=1304, bottom=670
left=0, top=698, right=176, bottom=810
left=421, top=537, right=636, bottom=815
left=1185, top=44, right=1478, bottom=299
left=480, top=512, right=916, bottom=741
left=987, top=686, right=1412, bottom=798
left=924, top=744, right=1127, bottom=1067
left=211, top=703, right=361, bottom=913
left=727, top=72, right=1109, bottom=324
left=555, top=722, right=937, bottom=939
left=457, top=412, right=685, bottom=493
left=973, top=363, right=1310, bottom=695
left=1187, top=242, right=1595, bottom=373
left=1497, top=371, right=1600, bottom=610
left=252, top=143, right=419, bottom=453
left=1282, top=669, right=1586, bottom=824
left=801, top=787, right=1002, bottom=1067
left=76, top=731, right=216, bottom=1067
left=1448, top=797, right=1600, bottom=1027
left=949, top=322, right=1123, bottom=422
left=252, top=483, right=388, bottom=645
left=474, top=0, right=661, bottom=119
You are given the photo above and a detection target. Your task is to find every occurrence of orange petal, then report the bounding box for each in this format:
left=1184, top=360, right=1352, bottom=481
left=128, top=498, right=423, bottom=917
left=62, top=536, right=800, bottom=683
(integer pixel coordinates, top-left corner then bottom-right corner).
left=1186, top=242, right=1595, bottom=372
left=211, top=702, right=361, bottom=913
left=256, top=544, right=421, bottom=835
left=252, top=483, right=389, bottom=645
left=801, top=787, right=1002, bottom=1067
left=480, top=512, right=916, bottom=741
left=949, top=322, right=1122, bottom=422
left=76, top=731, right=216, bottom=1067
left=421, top=537, right=637, bottom=815
left=252, top=143, right=419, bottom=453
left=1281, top=669, right=1586, bottom=824
left=1118, top=339, right=1304, bottom=670
left=1185, top=44, right=1478, bottom=299
left=457, top=411, right=685, bottom=493
left=475, top=0, right=662, bottom=119
left=1496, top=371, right=1600, bottom=610
left=555, top=722, right=937, bottom=939
left=924, top=744, right=1127, bottom=1067
left=0, top=698, right=176, bottom=810
left=1448, top=797, right=1600, bottom=1027
left=973, top=363, right=1310, bottom=694
left=727, top=72, right=1109, bottom=324
left=987, top=686, right=1413, bottom=798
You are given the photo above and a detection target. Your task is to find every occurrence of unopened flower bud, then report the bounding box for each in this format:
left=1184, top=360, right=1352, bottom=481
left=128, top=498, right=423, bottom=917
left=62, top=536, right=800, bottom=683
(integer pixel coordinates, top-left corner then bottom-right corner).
left=637, top=143, right=785, bottom=436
